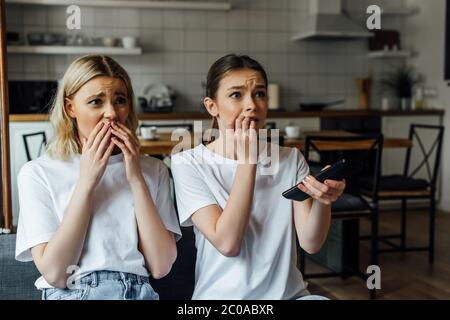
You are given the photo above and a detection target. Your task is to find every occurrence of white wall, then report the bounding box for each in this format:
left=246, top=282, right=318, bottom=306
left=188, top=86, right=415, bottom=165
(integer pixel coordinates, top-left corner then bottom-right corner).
left=405, top=0, right=450, bottom=211
left=5, top=0, right=401, bottom=112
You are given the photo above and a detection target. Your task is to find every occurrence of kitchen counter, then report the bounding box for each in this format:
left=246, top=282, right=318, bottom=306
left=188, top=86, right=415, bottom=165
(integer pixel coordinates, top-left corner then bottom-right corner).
left=9, top=109, right=445, bottom=122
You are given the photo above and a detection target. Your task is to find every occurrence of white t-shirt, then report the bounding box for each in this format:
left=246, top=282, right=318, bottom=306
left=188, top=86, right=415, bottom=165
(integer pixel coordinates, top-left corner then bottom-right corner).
left=15, top=152, right=181, bottom=289
left=171, top=144, right=310, bottom=300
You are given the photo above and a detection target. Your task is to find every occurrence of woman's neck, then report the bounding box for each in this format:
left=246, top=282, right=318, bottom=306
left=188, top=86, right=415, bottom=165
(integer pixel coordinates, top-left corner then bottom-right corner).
left=206, top=136, right=261, bottom=161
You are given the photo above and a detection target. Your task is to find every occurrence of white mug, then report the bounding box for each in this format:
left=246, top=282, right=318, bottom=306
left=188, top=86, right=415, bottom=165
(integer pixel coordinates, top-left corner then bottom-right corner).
left=141, top=126, right=157, bottom=139
left=285, top=126, right=302, bottom=139
left=122, top=36, right=137, bottom=49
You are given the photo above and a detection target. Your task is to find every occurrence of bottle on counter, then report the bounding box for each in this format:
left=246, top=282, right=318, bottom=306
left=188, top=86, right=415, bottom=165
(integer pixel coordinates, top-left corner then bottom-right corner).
left=413, top=87, right=425, bottom=110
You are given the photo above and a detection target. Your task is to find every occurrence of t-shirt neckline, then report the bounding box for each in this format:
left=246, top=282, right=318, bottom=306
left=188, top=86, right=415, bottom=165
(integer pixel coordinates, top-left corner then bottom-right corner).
left=73, top=152, right=124, bottom=165
left=198, top=143, right=272, bottom=166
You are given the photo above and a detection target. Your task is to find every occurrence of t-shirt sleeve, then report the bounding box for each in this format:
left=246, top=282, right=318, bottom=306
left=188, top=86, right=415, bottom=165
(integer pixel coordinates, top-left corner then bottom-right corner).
left=171, top=154, right=218, bottom=227
left=15, top=163, right=60, bottom=262
left=154, top=162, right=182, bottom=241
left=296, top=149, right=310, bottom=183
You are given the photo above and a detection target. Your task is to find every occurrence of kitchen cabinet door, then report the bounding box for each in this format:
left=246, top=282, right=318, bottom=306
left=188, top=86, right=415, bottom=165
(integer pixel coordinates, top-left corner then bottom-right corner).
left=9, top=121, right=53, bottom=226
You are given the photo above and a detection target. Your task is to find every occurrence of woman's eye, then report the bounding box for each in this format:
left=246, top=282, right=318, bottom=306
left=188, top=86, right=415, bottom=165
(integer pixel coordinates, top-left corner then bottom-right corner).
left=229, top=92, right=241, bottom=98
left=88, top=99, right=102, bottom=105
left=115, top=97, right=127, bottom=104
left=255, top=91, right=267, bottom=98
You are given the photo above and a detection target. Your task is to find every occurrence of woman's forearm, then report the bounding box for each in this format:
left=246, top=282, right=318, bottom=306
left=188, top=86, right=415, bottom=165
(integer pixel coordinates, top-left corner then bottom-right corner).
left=297, top=200, right=331, bottom=254
left=214, top=164, right=257, bottom=255
left=33, top=181, right=94, bottom=287
left=131, top=176, right=177, bottom=279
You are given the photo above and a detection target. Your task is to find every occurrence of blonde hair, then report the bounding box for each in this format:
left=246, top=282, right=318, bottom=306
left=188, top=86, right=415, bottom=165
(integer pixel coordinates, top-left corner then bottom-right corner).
left=46, top=55, right=138, bottom=160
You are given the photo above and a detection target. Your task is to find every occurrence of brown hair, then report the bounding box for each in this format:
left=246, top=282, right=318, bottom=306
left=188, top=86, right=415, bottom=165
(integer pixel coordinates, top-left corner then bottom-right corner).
left=205, top=54, right=268, bottom=130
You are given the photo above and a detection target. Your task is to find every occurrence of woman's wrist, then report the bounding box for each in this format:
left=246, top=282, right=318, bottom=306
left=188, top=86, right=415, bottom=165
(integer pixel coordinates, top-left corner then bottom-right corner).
left=312, top=198, right=332, bottom=211
left=75, top=179, right=96, bottom=198
left=129, top=173, right=146, bottom=189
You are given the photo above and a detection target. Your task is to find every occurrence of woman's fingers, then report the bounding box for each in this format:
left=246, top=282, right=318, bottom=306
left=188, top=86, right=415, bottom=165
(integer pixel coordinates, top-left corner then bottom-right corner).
left=235, top=115, right=244, bottom=130
left=91, top=122, right=110, bottom=152
left=95, top=128, right=112, bottom=160
left=304, top=175, right=331, bottom=194
left=242, top=117, right=250, bottom=131
left=110, top=125, right=138, bottom=154
left=111, top=136, right=131, bottom=156
left=302, top=178, right=334, bottom=204
left=85, top=121, right=105, bottom=150
left=324, top=179, right=346, bottom=192
left=111, top=129, right=137, bottom=156
left=101, top=139, right=116, bottom=162
left=112, top=122, right=139, bottom=145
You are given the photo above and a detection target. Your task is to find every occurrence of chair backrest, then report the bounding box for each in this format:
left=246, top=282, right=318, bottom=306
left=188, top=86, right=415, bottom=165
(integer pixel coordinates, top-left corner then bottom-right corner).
left=303, top=133, right=384, bottom=202
left=404, top=124, right=445, bottom=190
left=22, top=131, right=47, bottom=162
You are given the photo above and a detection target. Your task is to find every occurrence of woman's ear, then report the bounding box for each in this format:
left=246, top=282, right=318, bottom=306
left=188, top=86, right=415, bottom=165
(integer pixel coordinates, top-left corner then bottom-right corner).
left=203, top=97, right=219, bottom=117
left=64, top=98, right=76, bottom=118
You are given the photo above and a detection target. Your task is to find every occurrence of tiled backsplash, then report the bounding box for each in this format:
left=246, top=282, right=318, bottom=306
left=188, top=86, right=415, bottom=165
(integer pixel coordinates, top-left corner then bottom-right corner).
left=6, top=0, right=407, bottom=112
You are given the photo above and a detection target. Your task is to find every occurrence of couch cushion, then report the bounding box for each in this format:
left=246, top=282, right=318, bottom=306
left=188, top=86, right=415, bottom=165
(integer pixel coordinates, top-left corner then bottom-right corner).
left=0, top=229, right=197, bottom=300
left=0, top=234, right=41, bottom=300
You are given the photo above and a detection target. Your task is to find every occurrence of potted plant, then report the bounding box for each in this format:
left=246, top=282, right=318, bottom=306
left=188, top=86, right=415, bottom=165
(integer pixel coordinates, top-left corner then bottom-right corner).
left=380, top=64, right=423, bottom=110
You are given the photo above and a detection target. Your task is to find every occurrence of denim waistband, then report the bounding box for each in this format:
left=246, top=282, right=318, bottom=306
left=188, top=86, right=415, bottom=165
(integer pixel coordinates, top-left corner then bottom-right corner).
left=79, top=271, right=149, bottom=286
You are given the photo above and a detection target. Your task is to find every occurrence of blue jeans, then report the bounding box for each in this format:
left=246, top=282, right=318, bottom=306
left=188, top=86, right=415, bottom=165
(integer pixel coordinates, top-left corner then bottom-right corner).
left=42, top=271, right=159, bottom=300
left=297, top=295, right=329, bottom=300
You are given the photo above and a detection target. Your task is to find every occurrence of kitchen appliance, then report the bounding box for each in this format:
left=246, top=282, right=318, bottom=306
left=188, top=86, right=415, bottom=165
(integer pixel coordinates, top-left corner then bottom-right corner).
left=8, top=81, right=58, bottom=114
left=299, top=99, right=345, bottom=111
left=139, top=83, right=175, bottom=113
left=292, top=0, right=373, bottom=41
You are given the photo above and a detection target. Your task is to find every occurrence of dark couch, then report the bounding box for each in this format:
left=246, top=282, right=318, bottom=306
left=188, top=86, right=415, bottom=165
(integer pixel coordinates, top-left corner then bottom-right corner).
left=0, top=227, right=196, bottom=300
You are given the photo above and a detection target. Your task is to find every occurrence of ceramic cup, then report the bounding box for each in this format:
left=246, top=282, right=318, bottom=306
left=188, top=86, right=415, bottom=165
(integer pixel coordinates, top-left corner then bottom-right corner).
left=141, top=126, right=157, bottom=140
left=122, top=36, right=137, bottom=49
left=285, top=126, right=302, bottom=139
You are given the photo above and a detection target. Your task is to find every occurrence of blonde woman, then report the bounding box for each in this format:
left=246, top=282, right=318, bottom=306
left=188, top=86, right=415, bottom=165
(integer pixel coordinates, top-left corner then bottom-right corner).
left=15, top=55, right=181, bottom=300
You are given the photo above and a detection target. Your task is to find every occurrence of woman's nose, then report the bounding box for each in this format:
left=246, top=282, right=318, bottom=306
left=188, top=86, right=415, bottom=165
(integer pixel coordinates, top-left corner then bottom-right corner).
left=245, top=98, right=257, bottom=112
left=103, top=103, right=118, bottom=120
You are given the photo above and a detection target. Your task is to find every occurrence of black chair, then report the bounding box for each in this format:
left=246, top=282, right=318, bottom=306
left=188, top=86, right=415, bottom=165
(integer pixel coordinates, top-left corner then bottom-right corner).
left=360, top=124, right=444, bottom=264
left=22, top=131, right=47, bottom=162
left=298, top=133, right=384, bottom=300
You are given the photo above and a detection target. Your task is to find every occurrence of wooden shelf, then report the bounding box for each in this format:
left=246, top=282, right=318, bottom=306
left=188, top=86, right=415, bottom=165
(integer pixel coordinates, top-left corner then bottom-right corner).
left=9, top=109, right=445, bottom=122
left=6, top=0, right=232, bottom=11
left=368, top=50, right=413, bottom=59
left=7, top=45, right=143, bottom=55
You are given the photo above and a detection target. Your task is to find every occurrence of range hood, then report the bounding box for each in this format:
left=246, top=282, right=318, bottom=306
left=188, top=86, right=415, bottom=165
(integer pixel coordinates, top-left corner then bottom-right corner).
left=292, top=0, right=373, bottom=41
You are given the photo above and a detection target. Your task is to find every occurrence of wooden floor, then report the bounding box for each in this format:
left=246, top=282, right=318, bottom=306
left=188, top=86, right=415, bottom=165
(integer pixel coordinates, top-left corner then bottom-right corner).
left=305, top=207, right=450, bottom=300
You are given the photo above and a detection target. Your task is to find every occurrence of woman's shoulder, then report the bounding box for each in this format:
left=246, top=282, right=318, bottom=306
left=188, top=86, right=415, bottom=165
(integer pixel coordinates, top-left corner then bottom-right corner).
left=140, top=155, right=170, bottom=176
left=277, top=145, right=304, bottom=161
left=18, top=153, right=66, bottom=179
left=171, top=145, right=203, bottom=165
